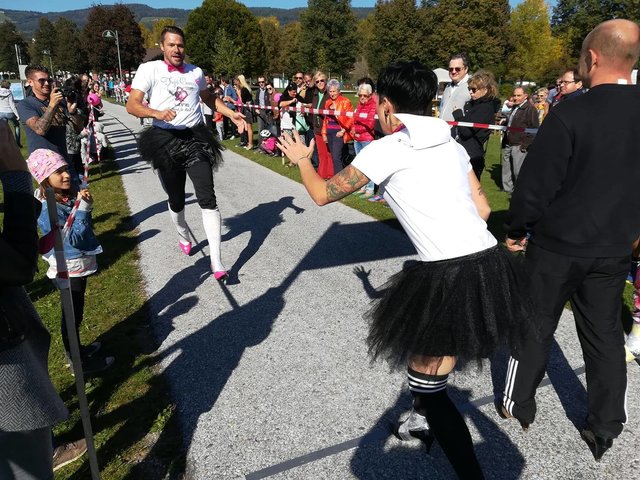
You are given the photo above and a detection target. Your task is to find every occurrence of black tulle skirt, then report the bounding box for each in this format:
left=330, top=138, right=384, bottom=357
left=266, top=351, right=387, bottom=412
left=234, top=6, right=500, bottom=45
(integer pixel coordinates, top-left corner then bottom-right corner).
left=137, top=123, right=224, bottom=171
left=366, top=245, right=534, bottom=368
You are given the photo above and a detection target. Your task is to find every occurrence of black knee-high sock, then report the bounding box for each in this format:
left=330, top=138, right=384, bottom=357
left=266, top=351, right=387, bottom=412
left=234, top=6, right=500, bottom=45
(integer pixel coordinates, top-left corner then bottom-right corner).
left=408, top=368, right=484, bottom=480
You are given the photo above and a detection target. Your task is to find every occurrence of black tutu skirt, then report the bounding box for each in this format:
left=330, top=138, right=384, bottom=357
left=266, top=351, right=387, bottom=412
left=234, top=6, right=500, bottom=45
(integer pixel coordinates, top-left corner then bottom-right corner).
left=366, top=245, right=534, bottom=368
left=137, top=123, right=224, bottom=171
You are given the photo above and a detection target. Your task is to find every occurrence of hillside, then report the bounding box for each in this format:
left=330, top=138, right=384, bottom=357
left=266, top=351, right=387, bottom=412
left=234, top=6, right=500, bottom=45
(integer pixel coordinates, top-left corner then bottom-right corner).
left=0, top=4, right=373, bottom=37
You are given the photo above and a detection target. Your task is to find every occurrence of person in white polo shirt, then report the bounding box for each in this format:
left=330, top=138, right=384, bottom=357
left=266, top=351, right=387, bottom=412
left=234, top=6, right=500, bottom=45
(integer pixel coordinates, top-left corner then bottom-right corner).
left=126, top=26, right=246, bottom=284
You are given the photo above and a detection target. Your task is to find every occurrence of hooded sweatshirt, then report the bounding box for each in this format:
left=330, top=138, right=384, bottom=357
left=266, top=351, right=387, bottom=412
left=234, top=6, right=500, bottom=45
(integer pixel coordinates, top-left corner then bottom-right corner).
left=351, top=114, right=496, bottom=261
left=0, top=87, right=19, bottom=118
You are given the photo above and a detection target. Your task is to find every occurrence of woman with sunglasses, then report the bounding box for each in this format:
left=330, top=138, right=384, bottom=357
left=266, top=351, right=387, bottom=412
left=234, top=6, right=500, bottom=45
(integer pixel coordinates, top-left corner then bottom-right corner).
left=278, top=61, right=531, bottom=479
left=452, top=71, right=501, bottom=180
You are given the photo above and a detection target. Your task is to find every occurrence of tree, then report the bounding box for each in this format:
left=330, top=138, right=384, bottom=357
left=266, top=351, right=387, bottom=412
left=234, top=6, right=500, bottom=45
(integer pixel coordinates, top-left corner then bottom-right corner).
left=365, top=0, right=425, bottom=77
left=186, top=0, right=266, bottom=76
left=424, top=0, right=512, bottom=73
left=507, top=0, right=565, bottom=84
left=211, top=29, right=244, bottom=76
left=83, top=4, right=145, bottom=75
left=551, top=0, right=627, bottom=63
left=54, top=17, right=88, bottom=73
left=299, top=0, right=359, bottom=76
left=0, top=21, right=29, bottom=74
left=140, top=23, right=154, bottom=49
left=259, top=16, right=284, bottom=75
left=29, top=17, right=56, bottom=69
left=281, top=21, right=304, bottom=76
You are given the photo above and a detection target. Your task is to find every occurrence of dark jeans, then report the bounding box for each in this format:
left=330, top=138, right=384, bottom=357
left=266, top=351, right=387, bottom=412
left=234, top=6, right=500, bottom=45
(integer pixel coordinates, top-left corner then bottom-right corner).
left=326, top=129, right=349, bottom=175
left=157, top=157, right=218, bottom=212
left=55, top=277, right=86, bottom=356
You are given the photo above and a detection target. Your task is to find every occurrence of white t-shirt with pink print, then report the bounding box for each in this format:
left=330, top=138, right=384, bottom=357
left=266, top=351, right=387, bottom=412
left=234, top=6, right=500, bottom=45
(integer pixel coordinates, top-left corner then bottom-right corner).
left=131, top=60, right=206, bottom=130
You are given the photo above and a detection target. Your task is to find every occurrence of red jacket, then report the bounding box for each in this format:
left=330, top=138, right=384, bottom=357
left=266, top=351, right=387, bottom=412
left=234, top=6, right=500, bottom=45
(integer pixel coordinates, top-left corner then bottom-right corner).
left=352, top=96, right=377, bottom=142
left=322, top=95, right=354, bottom=143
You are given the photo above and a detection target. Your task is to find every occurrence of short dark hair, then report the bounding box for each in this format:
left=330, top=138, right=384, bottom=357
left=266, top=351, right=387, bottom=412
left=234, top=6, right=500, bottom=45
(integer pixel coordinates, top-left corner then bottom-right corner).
left=25, top=64, right=49, bottom=79
left=565, top=68, right=582, bottom=83
left=160, top=25, right=185, bottom=44
left=357, top=77, right=376, bottom=92
left=449, top=52, right=469, bottom=69
left=377, top=61, right=437, bottom=116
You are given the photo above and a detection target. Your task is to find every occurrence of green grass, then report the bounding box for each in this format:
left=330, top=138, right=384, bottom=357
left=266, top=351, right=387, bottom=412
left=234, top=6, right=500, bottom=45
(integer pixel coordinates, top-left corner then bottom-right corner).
left=8, top=124, right=185, bottom=479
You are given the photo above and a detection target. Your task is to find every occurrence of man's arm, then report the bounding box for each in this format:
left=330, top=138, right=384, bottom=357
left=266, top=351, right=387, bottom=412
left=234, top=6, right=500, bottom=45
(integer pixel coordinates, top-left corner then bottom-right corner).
left=505, top=111, right=570, bottom=246
left=126, top=89, right=176, bottom=122
left=201, top=89, right=246, bottom=134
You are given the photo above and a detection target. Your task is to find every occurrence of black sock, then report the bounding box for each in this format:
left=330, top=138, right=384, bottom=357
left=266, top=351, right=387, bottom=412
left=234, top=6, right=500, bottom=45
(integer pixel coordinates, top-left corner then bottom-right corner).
left=409, top=368, right=485, bottom=480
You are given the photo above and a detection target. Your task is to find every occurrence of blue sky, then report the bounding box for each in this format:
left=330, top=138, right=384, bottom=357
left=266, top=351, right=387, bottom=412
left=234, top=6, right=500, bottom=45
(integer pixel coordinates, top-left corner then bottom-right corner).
left=10, top=0, right=525, bottom=14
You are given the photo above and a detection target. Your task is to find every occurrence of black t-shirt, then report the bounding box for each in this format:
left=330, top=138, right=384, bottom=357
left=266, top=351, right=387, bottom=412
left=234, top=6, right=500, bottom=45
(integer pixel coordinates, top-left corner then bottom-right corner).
left=17, top=96, right=69, bottom=157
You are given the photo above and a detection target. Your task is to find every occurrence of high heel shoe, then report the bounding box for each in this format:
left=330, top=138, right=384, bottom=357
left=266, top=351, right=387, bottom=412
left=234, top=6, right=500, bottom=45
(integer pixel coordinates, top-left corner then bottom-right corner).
left=179, top=241, right=192, bottom=256
left=581, top=429, right=613, bottom=461
left=495, top=401, right=530, bottom=431
left=213, top=271, right=228, bottom=284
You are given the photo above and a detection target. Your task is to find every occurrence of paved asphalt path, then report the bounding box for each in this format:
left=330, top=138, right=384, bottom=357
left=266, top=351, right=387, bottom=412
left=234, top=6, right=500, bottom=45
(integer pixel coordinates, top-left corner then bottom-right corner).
left=100, top=100, right=640, bottom=480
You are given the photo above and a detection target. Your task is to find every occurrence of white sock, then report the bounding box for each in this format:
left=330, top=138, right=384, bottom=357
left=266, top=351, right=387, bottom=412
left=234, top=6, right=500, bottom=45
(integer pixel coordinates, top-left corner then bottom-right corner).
left=168, top=205, right=190, bottom=244
left=201, top=207, right=225, bottom=272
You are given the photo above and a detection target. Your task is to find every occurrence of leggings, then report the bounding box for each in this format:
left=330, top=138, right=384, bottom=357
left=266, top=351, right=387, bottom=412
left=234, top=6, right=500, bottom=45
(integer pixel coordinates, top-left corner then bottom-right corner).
left=157, top=158, right=218, bottom=213
left=54, top=277, right=87, bottom=355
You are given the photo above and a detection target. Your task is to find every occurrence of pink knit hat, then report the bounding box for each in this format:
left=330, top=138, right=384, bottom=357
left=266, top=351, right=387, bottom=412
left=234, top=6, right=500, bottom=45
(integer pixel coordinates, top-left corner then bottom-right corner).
left=26, top=149, right=68, bottom=184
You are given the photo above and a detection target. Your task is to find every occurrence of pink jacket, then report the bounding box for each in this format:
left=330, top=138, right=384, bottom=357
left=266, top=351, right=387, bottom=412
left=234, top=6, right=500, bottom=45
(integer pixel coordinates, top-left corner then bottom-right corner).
left=352, top=96, right=377, bottom=142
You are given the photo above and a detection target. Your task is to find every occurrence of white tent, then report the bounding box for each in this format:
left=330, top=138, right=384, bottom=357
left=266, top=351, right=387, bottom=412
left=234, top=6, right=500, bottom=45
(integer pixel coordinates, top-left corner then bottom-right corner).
left=433, top=68, right=450, bottom=83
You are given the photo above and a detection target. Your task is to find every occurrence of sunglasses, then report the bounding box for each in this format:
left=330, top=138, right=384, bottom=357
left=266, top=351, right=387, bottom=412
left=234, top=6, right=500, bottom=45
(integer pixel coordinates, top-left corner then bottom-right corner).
left=294, top=76, right=303, bottom=80
left=258, top=80, right=265, bottom=84
left=267, top=88, right=273, bottom=91
left=36, top=78, right=54, bottom=85
left=449, top=67, right=463, bottom=73
left=358, top=94, right=370, bottom=98
left=315, top=79, right=326, bottom=84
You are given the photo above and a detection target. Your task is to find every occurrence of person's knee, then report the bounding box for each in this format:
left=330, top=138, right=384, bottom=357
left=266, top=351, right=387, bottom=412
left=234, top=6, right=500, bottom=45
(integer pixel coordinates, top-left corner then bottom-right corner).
left=198, top=197, right=218, bottom=210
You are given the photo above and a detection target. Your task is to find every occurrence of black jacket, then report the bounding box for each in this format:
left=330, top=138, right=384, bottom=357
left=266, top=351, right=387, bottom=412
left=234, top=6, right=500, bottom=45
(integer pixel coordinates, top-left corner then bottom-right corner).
left=502, top=100, right=539, bottom=148
left=453, top=97, right=500, bottom=159
left=506, top=84, right=640, bottom=257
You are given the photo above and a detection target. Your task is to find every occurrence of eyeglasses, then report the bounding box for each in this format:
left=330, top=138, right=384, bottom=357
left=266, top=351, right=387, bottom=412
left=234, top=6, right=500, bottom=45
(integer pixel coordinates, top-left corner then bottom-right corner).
left=358, top=94, right=370, bottom=98
left=449, top=67, right=463, bottom=73
left=315, top=79, right=326, bottom=84
left=36, top=78, right=54, bottom=85
left=294, top=76, right=303, bottom=80
left=559, top=80, right=575, bottom=85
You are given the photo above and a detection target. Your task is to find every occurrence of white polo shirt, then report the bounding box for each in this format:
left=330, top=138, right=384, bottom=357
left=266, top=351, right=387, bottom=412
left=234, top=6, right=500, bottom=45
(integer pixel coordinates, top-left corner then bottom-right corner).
left=351, top=114, right=497, bottom=261
left=131, top=60, right=206, bottom=129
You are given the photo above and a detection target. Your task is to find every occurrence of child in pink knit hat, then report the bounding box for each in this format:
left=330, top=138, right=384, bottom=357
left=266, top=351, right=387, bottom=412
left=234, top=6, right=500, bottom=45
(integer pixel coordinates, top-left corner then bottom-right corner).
left=26, top=148, right=113, bottom=376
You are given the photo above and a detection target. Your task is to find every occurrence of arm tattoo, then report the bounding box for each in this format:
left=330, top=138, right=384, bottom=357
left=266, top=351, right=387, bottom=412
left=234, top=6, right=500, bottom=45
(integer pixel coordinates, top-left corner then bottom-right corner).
left=326, top=165, right=368, bottom=202
left=477, top=186, right=485, bottom=197
left=30, top=107, right=58, bottom=136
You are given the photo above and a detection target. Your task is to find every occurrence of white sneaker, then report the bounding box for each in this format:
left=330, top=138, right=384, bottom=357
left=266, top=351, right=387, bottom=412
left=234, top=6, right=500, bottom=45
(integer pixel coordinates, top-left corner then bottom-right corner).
left=626, top=332, right=640, bottom=357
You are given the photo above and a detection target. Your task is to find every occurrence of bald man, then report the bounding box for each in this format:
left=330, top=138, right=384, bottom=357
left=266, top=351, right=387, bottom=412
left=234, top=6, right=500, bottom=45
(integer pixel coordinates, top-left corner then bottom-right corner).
left=497, top=19, right=640, bottom=461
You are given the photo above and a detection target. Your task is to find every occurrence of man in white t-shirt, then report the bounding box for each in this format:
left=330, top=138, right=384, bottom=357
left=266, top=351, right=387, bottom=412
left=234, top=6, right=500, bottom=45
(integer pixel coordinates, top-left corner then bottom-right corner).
left=126, top=25, right=246, bottom=283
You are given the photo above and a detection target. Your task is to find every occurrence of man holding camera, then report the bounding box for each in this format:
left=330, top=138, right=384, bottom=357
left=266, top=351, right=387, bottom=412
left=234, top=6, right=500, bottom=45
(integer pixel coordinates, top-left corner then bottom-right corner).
left=17, top=65, right=85, bottom=189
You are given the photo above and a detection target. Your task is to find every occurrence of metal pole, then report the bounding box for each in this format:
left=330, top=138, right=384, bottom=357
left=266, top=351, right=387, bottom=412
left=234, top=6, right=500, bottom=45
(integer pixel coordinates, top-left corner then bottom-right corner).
left=44, top=188, right=101, bottom=480
left=115, top=30, right=123, bottom=81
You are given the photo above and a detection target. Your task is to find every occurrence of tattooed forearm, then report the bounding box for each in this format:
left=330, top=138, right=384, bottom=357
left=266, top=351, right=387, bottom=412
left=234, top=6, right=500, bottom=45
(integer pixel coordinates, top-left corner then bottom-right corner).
left=326, top=165, right=369, bottom=202
left=28, top=107, right=58, bottom=136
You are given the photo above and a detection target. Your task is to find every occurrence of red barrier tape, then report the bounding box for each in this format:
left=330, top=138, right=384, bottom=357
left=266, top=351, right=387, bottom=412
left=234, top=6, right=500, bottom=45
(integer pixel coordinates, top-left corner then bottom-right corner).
left=241, top=103, right=538, bottom=134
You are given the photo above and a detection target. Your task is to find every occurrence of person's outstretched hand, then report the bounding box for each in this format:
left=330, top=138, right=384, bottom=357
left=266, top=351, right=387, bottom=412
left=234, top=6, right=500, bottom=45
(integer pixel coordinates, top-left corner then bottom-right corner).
left=277, top=129, right=315, bottom=166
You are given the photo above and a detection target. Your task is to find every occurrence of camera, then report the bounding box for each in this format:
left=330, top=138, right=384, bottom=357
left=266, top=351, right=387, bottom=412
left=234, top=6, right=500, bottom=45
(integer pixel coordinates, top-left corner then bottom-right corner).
left=61, top=86, right=78, bottom=104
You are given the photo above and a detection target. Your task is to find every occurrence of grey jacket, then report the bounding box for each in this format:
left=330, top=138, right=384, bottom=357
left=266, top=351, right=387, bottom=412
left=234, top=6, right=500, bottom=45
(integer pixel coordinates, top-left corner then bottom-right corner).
left=0, top=87, right=19, bottom=118
left=0, top=170, right=67, bottom=432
